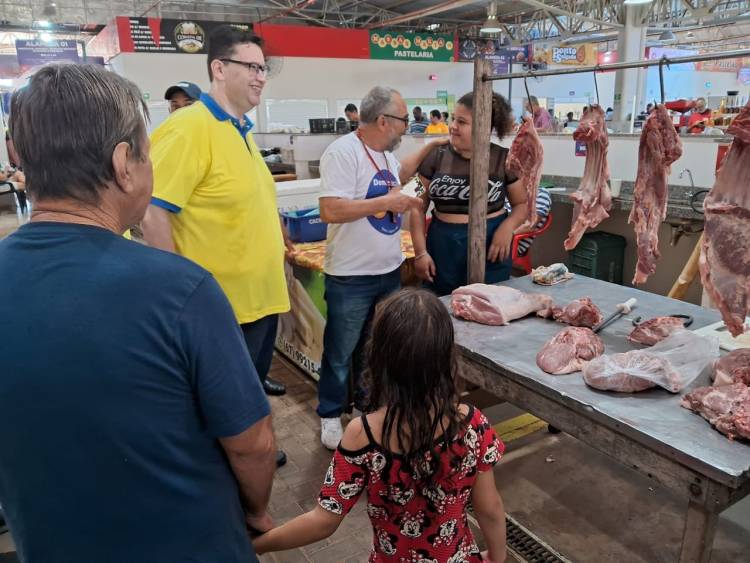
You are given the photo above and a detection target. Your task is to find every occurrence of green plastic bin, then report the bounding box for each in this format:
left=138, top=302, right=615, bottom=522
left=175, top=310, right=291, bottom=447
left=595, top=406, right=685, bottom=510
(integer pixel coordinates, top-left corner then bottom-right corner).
left=568, top=231, right=627, bottom=284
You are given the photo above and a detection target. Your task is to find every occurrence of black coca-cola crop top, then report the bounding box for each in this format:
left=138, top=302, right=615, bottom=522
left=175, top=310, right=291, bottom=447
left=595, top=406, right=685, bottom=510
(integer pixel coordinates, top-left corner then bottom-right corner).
left=417, top=143, right=517, bottom=215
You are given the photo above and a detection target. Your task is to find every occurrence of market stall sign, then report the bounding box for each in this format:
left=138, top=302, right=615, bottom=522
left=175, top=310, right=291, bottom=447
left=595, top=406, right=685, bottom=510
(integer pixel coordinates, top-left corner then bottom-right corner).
left=458, top=38, right=533, bottom=74
left=370, top=31, right=455, bottom=62
left=546, top=44, right=596, bottom=66
left=646, top=47, right=698, bottom=71
left=116, top=17, right=251, bottom=54
left=15, top=39, right=79, bottom=69
left=695, top=56, right=750, bottom=73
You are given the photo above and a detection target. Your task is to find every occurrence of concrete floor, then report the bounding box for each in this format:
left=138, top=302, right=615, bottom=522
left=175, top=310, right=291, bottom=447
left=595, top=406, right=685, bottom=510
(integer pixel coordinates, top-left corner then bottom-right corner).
left=1, top=355, right=749, bottom=562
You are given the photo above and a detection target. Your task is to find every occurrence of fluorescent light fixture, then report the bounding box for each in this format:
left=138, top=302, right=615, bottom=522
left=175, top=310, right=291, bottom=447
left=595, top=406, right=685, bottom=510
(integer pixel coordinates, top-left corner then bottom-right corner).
left=659, top=30, right=676, bottom=42
left=623, top=0, right=653, bottom=4
left=480, top=1, right=502, bottom=34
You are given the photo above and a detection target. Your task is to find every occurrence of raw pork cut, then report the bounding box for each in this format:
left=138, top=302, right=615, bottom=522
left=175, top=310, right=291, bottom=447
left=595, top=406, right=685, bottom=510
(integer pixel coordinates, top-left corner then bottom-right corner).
left=564, top=106, right=612, bottom=250
left=629, top=105, right=683, bottom=284
left=507, top=116, right=544, bottom=226
left=584, top=352, right=679, bottom=392
left=536, top=327, right=604, bottom=375
left=712, top=349, right=750, bottom=386
left=583, top=330, right=718, bottom=393
left=681, top=383, right=750, bottom=441
left=451, top=284, right=553, bottom=325
left=627, top=316, right=685, bottom=346
left=549, top=297, right=603, bottom=328
left=699, top=102, right=750, bottom=337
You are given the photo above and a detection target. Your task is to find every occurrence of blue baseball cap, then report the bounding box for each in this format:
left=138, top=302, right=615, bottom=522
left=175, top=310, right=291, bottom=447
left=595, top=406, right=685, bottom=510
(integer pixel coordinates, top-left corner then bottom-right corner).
left=164, top=81, right=201, bottom=101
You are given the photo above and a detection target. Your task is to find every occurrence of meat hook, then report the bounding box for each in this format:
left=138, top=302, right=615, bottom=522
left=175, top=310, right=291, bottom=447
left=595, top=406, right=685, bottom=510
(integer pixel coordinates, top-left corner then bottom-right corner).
left=592, top=66, right=600, bottom=107
left=524, top=73, right=533, bottom=115
left=658, top=56, right=670, bottom=105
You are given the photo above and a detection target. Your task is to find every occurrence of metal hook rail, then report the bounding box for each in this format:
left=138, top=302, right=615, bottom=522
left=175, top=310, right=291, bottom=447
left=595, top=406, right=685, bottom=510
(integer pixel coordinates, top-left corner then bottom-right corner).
left=483, top=48, right=750, bottom=82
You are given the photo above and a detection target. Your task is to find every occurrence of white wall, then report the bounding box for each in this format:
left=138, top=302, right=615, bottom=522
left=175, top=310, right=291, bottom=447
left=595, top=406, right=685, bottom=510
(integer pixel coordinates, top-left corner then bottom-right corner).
left=110, top=53, right=621, bottom=132
left=111, top=51, right=742, bottom=136
left=645, top=67, right=749, bottom=104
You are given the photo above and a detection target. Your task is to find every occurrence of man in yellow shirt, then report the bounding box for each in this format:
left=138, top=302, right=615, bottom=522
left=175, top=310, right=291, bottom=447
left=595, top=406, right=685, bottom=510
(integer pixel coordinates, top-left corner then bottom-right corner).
left=142, top=26, right=290, bottom=466
left=425, top=109, right=449, bottom=135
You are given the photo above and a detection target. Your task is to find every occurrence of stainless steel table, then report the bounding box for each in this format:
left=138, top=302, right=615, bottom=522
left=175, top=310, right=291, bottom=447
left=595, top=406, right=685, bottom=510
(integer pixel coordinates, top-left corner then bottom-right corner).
left=447, top=275, right=750, bottom=563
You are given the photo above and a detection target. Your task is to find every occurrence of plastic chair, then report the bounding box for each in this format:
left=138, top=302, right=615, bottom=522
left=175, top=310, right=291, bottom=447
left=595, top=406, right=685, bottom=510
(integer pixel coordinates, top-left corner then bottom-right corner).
left=511, top=212, right=553, bottom=275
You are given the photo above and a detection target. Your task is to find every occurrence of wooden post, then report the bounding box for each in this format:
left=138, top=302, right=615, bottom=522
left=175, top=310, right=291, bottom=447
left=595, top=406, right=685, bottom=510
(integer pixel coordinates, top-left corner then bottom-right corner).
left=668, top=234, right=703, bottom=300
left=468, top=57, right=493, bottom=284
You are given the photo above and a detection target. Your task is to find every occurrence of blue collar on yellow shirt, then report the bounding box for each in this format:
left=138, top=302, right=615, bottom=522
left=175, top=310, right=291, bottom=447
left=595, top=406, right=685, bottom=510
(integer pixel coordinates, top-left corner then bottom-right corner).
left=200, top=93, right=254, bottom=138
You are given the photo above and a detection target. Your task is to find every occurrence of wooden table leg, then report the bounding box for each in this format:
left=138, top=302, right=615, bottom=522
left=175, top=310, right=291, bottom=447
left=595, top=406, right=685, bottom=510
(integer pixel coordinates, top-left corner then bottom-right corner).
left=678, top=498, right=718, bottom=563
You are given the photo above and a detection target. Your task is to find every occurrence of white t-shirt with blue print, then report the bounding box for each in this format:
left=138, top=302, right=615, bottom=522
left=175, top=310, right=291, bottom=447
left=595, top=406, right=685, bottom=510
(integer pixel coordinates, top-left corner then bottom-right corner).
left=319, top=132, right=404, bottom=276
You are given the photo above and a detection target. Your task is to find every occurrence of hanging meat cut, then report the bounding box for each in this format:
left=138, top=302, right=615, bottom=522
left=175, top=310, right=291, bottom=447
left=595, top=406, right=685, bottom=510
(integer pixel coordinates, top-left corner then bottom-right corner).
left=699, top=101, right=750, bottom=337
left=536, top=327, right=604, bottom=375
left=629, top=105, right=683, bottom=284
left=451, top=284, right=553, bottom=325
left=627, top=316, right=686, bottom=346
left=681, top=383, right=750, bottom=441
left=564, top=105, right=612, bottom=251
left=712, top=349, right=750, bottom=386
left=547, top=297, right=603, bottom=328
left=507, top=116, right=544, bottom=226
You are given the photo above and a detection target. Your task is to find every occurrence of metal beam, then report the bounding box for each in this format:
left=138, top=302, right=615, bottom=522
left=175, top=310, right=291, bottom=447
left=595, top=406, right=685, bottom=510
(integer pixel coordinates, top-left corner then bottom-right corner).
left=516, top=0, right=624, bottom=28
left=369, top=0, right=481, bottom=28
left=484, top=47, right=750, bottom=81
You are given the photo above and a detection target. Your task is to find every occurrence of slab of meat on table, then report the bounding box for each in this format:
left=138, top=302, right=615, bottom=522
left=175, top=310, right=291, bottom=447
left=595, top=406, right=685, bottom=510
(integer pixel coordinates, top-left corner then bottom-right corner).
left=507, top=116, right=544, bottom=227
left=699, top=101, right=750, bottom=337
left=564, top=105, right=612, bottom=251
left=712, top=349, right=750, bottom=386
left=546, top=297, right=603, bottom=328
left=629, top=105, right=683, bottom=285
left=583, top=351, right=680, bottom=392
left=536, top=327, right=604, bottom=375
left=681, top=382, right=750, bottom=441
left=627, top=316, right=685, bottom=346
left=451, top=284, right=553, bottom=325
left=584, top=330, right=717, bottom=393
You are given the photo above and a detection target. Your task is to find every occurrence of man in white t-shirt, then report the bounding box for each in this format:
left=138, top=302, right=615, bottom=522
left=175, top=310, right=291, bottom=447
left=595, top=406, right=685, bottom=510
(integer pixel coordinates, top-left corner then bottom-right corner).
left=316, top=86, right=426, bottom=449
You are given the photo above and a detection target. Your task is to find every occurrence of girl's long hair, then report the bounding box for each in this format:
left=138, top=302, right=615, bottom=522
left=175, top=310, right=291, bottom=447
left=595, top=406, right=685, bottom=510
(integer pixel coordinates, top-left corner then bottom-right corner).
left=364, top=288, right=463, bottom=480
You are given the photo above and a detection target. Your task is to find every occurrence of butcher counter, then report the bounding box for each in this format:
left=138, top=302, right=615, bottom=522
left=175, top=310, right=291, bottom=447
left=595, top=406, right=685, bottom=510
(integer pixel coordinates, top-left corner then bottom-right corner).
left=446, top=275, right=750, bottom=563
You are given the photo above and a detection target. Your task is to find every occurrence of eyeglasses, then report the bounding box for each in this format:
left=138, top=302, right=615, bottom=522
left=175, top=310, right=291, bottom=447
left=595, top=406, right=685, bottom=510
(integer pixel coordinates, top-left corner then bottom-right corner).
left=382, top=113, right=409, bottom=126
left=219, top=58, right=269, bottom=76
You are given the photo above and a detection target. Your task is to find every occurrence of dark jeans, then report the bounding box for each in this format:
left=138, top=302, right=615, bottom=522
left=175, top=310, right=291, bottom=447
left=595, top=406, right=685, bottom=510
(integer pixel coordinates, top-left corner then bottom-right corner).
left=425, top=213, right=513, bottom=296
left=317, top=269, right=401, bottom=418
left=240, top=314, right=279, bottom=385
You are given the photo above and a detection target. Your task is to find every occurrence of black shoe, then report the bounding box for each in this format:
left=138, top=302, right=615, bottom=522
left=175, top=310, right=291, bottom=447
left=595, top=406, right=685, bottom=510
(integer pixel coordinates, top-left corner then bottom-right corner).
left=548, top=425, right=561, bottom=434
left=263, top=377, right=286, bottom=396
left=276, top=450, right=287, bottom=468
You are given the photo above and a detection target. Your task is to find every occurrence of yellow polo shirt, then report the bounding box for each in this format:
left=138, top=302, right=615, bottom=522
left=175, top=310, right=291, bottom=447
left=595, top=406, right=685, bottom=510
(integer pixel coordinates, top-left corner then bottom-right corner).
left=425, top=122, right=449, bottom=135
left=150, top=94, right=289, bottom=324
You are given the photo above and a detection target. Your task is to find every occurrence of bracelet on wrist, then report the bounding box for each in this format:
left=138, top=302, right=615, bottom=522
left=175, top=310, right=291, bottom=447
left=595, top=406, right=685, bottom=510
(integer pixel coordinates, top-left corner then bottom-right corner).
left=414, top=251, right=428, bottom=261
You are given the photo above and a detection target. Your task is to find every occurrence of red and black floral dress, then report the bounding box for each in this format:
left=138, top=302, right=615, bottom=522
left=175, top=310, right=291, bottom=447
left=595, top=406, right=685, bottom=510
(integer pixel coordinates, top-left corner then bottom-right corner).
left=318, top=405, right=504, bottom=562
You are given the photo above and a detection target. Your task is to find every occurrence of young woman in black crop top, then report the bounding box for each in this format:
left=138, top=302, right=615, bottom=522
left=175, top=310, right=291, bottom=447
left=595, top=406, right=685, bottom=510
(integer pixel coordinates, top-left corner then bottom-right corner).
left=411, top=92, right=529, bottom=295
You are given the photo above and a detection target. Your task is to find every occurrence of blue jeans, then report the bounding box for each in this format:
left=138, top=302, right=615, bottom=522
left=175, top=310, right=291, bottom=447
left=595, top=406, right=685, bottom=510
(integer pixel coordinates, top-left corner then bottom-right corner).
left=425, top=214, right=513, bottom=296
left=240, top=314, right=279, bottom=385
left=317, top=269, right=401, bottom=418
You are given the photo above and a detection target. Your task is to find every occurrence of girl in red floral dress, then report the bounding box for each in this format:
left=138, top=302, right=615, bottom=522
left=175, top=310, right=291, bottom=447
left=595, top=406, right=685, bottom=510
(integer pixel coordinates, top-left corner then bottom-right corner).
left=254, top=289, right=507, bottom=562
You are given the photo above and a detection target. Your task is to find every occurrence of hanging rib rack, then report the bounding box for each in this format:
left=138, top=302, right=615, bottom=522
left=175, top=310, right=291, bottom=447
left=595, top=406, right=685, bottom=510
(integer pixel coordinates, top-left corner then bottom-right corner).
left=466, top=48, right=750, bottom=284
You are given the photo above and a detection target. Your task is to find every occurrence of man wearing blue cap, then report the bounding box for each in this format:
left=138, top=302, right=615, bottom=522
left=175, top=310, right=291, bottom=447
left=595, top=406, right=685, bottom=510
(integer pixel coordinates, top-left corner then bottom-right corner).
left=164, top=81, right=201, bottom=113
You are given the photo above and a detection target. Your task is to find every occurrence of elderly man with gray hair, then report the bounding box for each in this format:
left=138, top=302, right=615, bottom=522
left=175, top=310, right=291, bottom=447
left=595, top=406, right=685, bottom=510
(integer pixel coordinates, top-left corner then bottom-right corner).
left=316, top=86, right=435, bottom=448
left=0, top=64, right=276, bottom=562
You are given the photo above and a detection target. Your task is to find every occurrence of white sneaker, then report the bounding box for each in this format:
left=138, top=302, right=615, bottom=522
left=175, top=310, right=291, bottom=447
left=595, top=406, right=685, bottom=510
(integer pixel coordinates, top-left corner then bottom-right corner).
left=321, top=417, right=343, bottom=450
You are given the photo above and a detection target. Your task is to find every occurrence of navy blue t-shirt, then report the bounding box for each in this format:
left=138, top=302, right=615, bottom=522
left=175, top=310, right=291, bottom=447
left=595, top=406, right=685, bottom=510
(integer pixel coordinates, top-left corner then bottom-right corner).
left=0, top=222, right=270, bottom=563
